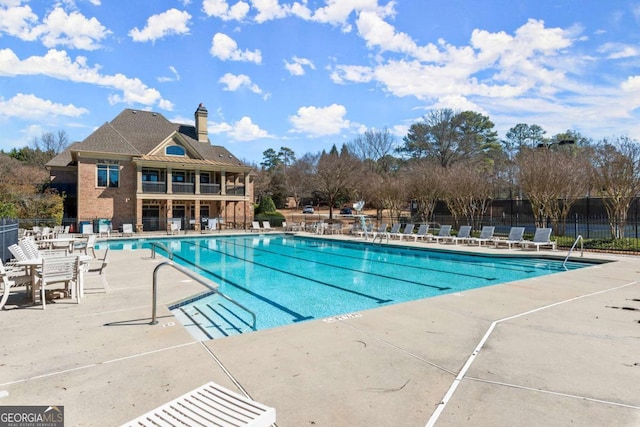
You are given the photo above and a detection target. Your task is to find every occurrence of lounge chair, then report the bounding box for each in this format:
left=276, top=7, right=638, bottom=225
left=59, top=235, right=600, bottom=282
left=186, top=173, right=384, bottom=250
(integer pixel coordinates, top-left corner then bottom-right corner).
left=123, top=381, right=275, bottom=427
left=251, top=221, right=262, bottom=232
left=385, top=223, right=401, bottom=239
left=81, top=223, right=94, bottom=236
left=168, top=221, right=181, bottom=235
left=262, top=221, right=274, bottom=231
left=492, top=227, right=525, bottom=249
left=412, top=224, right=430, bottom=242
left=98, top=223, right=111, bottom=238
left=468, top=226, right=495, bottom=246
left=121, top=224, right=134, bottom=237
left=520, top=227, right=557, bottom=251
left=0, top=258, right=32, bottom=310
left=429, top=225, right=452, bottom=243
left=395, top=224, right=415, bottom=240
left=449, top=225, right=473, bottom=245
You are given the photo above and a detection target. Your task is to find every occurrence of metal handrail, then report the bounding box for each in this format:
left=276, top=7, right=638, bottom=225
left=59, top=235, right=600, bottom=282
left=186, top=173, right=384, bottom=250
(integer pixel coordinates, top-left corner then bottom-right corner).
left=150, top=261, right=257, bottom=332
left=563, top=235, right=584, bottom=269
left=150, top=242, right=174, bottom=260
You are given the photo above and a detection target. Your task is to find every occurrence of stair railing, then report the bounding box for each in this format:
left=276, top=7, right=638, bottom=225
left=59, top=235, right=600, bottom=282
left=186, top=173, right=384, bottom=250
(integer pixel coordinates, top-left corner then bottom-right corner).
left=563, top=235, right=584, bottom=270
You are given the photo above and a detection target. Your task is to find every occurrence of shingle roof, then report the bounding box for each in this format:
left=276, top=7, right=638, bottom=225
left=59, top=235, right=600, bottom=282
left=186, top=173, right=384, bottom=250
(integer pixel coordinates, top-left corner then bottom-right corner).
left=47, top=108, right=250, bottom=168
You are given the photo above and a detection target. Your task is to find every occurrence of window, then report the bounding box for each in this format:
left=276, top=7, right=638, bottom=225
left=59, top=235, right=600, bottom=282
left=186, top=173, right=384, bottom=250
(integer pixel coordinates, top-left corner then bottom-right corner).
left=200, top=172, right=210, bottom=184
left=142, top=168, right=162, bottom=182
left=166, top=145, right=185, bottom=156
left=172, top=171, right=186, bottom=183
left=97, top=162, right=119, bottom=188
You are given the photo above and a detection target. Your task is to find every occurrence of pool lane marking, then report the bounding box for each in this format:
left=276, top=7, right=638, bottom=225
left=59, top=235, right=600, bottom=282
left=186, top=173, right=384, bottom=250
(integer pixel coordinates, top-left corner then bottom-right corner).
left=179, top=241, right=395, bottom=304
left=217, top=237, right=454, bottom=290
left=424, top=280, right=639, bottom=427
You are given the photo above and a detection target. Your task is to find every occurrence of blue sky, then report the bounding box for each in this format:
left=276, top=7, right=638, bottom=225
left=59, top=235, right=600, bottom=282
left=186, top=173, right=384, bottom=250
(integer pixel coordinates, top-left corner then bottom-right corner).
left=1, top=0, right=640, bottom=164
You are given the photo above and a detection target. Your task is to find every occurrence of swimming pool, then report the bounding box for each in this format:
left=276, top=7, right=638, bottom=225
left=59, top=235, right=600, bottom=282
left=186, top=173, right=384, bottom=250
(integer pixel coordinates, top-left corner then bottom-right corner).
left=100, top=234, right=596, bottom=340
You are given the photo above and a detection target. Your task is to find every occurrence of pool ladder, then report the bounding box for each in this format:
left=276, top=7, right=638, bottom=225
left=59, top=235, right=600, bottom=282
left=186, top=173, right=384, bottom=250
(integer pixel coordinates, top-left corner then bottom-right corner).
left=563, top=235, right=584, bottom=270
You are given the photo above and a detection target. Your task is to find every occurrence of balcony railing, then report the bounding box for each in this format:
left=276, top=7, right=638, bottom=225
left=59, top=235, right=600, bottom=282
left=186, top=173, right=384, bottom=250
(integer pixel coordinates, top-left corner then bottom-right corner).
left=200, top=183, right=221, bottom=194
left=173, top=182, right=194, bottom=194
left=142, top=182, right=167, bottom=193
left=226, top=185, right=245, bottom=196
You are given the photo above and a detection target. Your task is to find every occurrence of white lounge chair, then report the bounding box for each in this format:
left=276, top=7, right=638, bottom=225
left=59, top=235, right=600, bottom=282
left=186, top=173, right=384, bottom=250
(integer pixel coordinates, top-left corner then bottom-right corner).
left=520, top=227, right=556, bottom=251
left=251, top=221, right=262, bottom=232
left=122, top=381, right=276, bottom=427
left=412, top=224, right=430, bottom=241
left=429, top=225, right=452, bottom=243
left=81, top=223, right=94, bottom=236
left=262, top=221, right=274, bottom=231
left=121, top=224, right=134, bottom=237
left=385, top=223, right=401, bottom=239
left=396, top=224, right=415, bottom=241
left=98, top=223, right=111, bottom=238
left=493, top=227, right=525, bottom=249
left=468, top=226, right=495, bottom=246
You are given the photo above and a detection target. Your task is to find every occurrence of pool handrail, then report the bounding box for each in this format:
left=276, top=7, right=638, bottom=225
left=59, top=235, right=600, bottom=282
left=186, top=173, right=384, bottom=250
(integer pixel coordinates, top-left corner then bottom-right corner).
left=150, top=260, right=257, bottom=332
left=150, top=242, right=174, bottom=260
left=563, top=235, right=584, bottom=270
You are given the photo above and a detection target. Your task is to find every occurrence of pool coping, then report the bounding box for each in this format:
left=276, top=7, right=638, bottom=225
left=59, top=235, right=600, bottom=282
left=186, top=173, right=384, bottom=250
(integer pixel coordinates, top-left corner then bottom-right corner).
left=1, top=230, right=639, bottom=426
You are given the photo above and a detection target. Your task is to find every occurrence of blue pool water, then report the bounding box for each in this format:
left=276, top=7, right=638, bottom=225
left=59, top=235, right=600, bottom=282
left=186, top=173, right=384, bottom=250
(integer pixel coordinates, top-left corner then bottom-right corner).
left=99, top=234, right=596, bottom=338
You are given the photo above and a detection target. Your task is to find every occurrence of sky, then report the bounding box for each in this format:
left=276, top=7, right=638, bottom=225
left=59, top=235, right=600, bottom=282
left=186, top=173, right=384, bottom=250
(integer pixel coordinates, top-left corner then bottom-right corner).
left=1, top=0, right=640, bottom=165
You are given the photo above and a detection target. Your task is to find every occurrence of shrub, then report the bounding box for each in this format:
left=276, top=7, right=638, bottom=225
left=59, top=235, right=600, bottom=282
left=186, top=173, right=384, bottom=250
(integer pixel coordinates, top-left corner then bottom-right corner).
left=255, top=211, right=286, bottom=227
left=255, top=196, right=277, bottom=215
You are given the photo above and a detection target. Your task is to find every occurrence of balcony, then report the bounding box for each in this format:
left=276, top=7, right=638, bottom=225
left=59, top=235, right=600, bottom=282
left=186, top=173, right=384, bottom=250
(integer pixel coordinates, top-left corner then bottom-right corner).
left=200, top=183, right=221, bottom=195
left=226, top=185, right=246, bottom=196
left=173, top=182, right=195, bottom=194
left=142, top=182, right=167, bottom=193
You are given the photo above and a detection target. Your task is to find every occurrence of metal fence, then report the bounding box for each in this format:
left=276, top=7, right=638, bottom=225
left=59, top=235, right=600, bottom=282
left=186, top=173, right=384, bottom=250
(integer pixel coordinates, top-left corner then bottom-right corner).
left=0, top=218, right=19, bottom=262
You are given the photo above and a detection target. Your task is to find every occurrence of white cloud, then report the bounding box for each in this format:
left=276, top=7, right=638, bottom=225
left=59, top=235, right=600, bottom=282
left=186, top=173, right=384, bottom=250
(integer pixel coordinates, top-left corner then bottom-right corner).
left=310, top=0, right=394, bottom=31
left=209, top=116, right=270, bottom=141
left=598, top=42, right=640, bottom=59
left=157, top=65, right=180, bottom=83
left=284, top=56, right=315, bottom=76
left=0, top=5, right=110, bottom=50
left=210, top=33, right=262, bottom=63
left=330, top=64, right=373, bottom=84
left=621, top=75, right=640, bottom=92
left=219, top=72, right=263, bottom=94
left=129, top=9, right=191, bottom=43
left=252, top=0, right=290, bottom=23
left=289, top=104, right=351, bottom=136
left=202, top=0, right=250, bottom=21
left=0, top=93, right=88, bottom=119
left=0, top=48, right=167, bottom=107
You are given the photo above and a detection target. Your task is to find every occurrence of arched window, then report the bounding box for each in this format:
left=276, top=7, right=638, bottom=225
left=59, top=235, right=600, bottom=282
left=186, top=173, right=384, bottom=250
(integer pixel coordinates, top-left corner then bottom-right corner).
left=166, top=145, right=185, bottom=156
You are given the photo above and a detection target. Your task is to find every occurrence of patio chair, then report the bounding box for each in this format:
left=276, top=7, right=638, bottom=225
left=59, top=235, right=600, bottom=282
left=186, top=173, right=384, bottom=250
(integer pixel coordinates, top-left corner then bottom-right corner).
left=396, top=223, right=415, bottom=241
left=520, top=228, right=557, bottom=251
left=251, top=221, right=262, bottom=232
left=74, top=234, right=97, bottom=257
left=81, top=223, right=94, bottom=236
left=0, top=258, right=32, bottom=310
left=36, top=255, right=79, bottom=309
left=429, top=225, right=452, bottom=243
left=412, top=224, right=430, bottom=242
left=262, top=221, right=274, bottom=231
left=468, top=226, right=495, bottom=246
left=84, top=248, right=110, bottom=293
left=98, top=223, right=111, bottom=238
left=448, top=225, right=473, bottom=245
left=122, top=224, right=134, bottom=237
left=122, top=381, right=275, bottom=427
left=492, top=227, right=525, bottom=249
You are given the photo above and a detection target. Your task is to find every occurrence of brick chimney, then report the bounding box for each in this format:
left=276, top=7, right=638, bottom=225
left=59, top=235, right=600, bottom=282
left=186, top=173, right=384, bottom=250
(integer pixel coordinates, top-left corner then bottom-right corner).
left=194, top=103, right=208, bottom=143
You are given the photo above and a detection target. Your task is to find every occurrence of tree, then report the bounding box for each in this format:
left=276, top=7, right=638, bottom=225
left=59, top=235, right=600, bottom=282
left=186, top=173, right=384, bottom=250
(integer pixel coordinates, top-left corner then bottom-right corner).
left=347, top=128, right=397, bottom=173
left=404, top=159, right=444, bottom=223
left=440, top=160, right=493, bottom=229
left=398, top=109, right=499, bottom=167
left=590, top=136, right=640, bottom=238
left=504, top=123, right=546, bottom=157
left=311, top=145, right=363, bottom=219
left=517, top=146, right=587, bottom=233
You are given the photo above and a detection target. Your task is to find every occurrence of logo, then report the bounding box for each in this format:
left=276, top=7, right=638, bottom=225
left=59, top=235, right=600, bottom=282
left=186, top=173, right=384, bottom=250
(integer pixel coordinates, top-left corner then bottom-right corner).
left=0, top=406, right=64, bottom=427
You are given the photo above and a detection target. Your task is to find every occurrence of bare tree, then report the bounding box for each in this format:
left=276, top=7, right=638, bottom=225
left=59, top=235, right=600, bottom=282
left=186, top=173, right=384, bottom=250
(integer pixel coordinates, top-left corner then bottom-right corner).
left=404, top=159, right=444, bottom=223
left=441, top=161, right=493, bottom=229
left=517, top=146, right=587, bottom=233
left=347, top=128, right=397, bottom=173
left=311, top=145, right=363, bottom=219
left=590, top=136, right=640, bottom=238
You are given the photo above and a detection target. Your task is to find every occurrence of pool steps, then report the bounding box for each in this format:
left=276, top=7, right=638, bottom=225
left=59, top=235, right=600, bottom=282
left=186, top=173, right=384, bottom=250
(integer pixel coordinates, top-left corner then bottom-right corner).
left=171, top=295, right=253, bottom=341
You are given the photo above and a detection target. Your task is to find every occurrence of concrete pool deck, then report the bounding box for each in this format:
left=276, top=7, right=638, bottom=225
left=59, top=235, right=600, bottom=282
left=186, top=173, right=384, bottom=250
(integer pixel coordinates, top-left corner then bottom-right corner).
left=1, top=232, right=639, bottom=426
